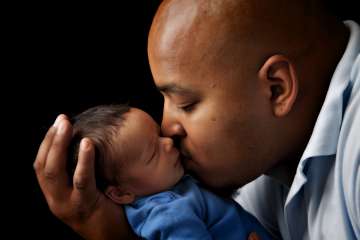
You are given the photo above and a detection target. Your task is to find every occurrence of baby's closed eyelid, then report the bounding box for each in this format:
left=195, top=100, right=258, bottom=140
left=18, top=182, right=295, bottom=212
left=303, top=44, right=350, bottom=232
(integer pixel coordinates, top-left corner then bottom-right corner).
left=147, top=138, right=158, bottom=165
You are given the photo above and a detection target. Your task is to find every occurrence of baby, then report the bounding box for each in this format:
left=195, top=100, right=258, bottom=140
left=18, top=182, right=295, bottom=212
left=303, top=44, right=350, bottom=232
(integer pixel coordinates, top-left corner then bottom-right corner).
left=68, top=104, right=272, bottom=240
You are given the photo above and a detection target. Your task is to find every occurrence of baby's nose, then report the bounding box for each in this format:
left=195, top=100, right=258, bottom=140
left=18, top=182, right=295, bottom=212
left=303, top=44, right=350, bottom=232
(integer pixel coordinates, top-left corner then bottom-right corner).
left=161, top=137, right=174, bottom=152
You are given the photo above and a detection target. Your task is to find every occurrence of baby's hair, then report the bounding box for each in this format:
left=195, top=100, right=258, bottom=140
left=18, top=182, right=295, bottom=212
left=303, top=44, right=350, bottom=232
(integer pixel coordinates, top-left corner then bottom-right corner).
left=67, top=104, right=131, bottom=192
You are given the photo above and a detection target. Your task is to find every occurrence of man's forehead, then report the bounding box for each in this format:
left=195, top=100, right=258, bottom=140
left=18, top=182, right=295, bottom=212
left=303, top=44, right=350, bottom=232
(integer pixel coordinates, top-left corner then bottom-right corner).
left=153, top=63, right=226, bottom=96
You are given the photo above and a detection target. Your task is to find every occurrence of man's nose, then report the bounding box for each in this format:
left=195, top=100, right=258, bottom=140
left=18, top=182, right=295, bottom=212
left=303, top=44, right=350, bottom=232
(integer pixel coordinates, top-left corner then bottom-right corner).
left=161, top=110, right=186, bottom=138
left=161, top=121, right=186, bottom=137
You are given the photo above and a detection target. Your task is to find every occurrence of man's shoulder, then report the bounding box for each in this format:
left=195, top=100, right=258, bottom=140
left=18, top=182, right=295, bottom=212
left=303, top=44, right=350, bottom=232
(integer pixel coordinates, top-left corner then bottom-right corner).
left=340, top=51, right=360, bottom=154
left=337, top=54, right=360, bottom=238
left=350, top=53, right=360, bottom=93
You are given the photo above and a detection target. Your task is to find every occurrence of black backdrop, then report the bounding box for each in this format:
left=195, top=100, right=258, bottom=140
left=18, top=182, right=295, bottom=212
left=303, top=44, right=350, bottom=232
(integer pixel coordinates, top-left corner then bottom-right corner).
left=23, top=2, right=163, bottom=240
left=18, top=1, right=358, bottom=239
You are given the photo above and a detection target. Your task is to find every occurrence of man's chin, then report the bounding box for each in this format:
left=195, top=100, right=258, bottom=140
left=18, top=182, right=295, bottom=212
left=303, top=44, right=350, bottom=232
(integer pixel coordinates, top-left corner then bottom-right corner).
left=186, top=171, right=238, bottom=198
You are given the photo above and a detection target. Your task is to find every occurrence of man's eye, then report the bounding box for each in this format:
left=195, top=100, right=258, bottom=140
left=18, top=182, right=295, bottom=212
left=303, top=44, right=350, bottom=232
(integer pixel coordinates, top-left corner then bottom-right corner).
left=180, top=102, right=197, bottom=112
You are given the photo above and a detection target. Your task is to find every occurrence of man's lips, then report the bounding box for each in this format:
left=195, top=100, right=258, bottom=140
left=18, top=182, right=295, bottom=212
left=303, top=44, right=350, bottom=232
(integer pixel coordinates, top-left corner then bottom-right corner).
left=180, top=152, right=191, bottom=162
left=178, top=145, right=192, bottom=166
left=179, top=150, right=193, bottom=168
left=180, top=147, right=191, bottom=159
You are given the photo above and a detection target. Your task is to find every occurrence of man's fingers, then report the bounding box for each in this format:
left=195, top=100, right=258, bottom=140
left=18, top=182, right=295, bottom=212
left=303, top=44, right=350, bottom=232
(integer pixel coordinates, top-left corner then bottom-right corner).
left=34, top=126, right=57, bottom=173
left=73, top=138, right=98, bottom=198
left=43, top=116, right=73, bottom=191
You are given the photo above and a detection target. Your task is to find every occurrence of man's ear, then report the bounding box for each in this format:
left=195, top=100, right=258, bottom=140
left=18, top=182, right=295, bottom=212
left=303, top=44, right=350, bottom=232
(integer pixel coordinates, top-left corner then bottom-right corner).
left=105, top=185, right=135, bottom=205
left=258, top=55, right=298, bottom=117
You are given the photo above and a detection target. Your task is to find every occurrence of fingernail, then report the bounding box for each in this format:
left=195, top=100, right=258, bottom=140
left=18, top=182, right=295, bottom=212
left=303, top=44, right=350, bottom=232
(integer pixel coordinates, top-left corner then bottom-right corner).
left=53, top=115, right=62, bottom=128
left=57, top=121, right=66, bottom=135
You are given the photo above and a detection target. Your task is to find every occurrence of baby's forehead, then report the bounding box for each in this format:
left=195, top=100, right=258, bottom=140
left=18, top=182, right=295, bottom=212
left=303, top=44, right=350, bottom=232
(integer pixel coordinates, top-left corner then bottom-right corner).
left=126, top=108, right=160, bottom=129
left=109, top=109, right=159, bottom=164
left=113, top=108, right=160, bottom=145
left=128, top=107, right=156, bottom=120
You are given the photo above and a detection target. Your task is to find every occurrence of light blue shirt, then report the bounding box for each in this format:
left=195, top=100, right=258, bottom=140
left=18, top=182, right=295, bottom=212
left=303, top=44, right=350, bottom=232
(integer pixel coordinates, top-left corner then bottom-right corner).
left=125, top=175, right=272, bottom=240
left=235, top=20, right=360, bottom=240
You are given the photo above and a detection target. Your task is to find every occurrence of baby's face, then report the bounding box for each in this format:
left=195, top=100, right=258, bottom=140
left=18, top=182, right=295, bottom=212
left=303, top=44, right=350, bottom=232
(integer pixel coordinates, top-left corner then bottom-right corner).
left=112, top=108, right=184, bottom=197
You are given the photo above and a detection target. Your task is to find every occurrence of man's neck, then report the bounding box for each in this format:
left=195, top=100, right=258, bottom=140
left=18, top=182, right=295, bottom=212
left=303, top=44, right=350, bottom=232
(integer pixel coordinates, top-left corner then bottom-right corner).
left=266, top=158, right=299, bottom=188
left=268, top=21, right=350, bottom=188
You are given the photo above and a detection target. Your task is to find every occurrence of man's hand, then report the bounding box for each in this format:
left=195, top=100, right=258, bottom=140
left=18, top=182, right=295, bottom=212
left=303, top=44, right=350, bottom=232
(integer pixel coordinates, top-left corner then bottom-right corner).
left=34, top=115, right=135, bottom=240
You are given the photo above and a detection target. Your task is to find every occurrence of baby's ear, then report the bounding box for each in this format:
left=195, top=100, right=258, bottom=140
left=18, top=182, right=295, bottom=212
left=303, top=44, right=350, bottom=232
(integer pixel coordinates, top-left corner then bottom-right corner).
left=105, top=186, right=135, bottom=205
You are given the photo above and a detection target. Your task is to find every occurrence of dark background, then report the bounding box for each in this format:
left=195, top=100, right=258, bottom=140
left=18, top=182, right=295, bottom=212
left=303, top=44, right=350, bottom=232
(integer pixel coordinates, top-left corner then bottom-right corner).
left=20, top=1, right=163, bottom=239
left=12, top=1, right=357, bottom=239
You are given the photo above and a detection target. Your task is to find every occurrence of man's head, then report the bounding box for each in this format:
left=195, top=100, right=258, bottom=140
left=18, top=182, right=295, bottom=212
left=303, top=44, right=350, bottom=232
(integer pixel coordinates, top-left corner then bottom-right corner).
left=69, top=105, right=184, bottom=204
left=148, top=0, right=347, bottom=190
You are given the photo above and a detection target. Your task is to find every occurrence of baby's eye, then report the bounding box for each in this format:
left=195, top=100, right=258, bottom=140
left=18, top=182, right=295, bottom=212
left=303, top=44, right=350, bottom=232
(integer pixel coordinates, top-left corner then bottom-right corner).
left=147, top=142, right=158, bottom=165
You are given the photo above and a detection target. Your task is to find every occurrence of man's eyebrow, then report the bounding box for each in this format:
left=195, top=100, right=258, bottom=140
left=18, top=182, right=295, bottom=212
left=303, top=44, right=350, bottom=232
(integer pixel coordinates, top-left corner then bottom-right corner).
left=157, top=83, right=195, bottom=95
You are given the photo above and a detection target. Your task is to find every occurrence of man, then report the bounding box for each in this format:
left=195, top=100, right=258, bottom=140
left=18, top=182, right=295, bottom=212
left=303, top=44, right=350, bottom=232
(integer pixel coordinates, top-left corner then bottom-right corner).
left=34, top=0, right=359, bottom=239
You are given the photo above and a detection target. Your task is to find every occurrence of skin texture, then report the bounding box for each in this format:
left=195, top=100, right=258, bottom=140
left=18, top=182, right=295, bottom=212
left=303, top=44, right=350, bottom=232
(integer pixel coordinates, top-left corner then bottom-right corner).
left=34, top=0, right=349, bottom=239
left=105, top=108, right=184, bottom=205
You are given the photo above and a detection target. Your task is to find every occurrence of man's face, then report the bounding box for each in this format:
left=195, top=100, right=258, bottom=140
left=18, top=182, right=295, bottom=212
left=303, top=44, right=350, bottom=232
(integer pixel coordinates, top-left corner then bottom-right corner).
left=150, top=55, right=274, bottom=190
left=112, top=108, right=184, bottom=196
left=147, top=0, right=281, bottom=190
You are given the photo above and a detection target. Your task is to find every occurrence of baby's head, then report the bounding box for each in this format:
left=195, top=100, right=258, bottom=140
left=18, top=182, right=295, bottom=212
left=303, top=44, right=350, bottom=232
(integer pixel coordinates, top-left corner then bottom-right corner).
left=68, top=105, right=184, bottom=204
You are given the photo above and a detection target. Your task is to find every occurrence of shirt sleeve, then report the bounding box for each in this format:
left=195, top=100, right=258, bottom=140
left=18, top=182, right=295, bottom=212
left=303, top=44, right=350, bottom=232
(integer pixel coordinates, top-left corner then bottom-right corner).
left=138, top=201, right=213, bottom=240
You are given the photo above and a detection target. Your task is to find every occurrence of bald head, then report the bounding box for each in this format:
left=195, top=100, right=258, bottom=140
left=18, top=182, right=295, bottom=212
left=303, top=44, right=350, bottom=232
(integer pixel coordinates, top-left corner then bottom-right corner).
left=148, top=0, right=333, bottom=77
